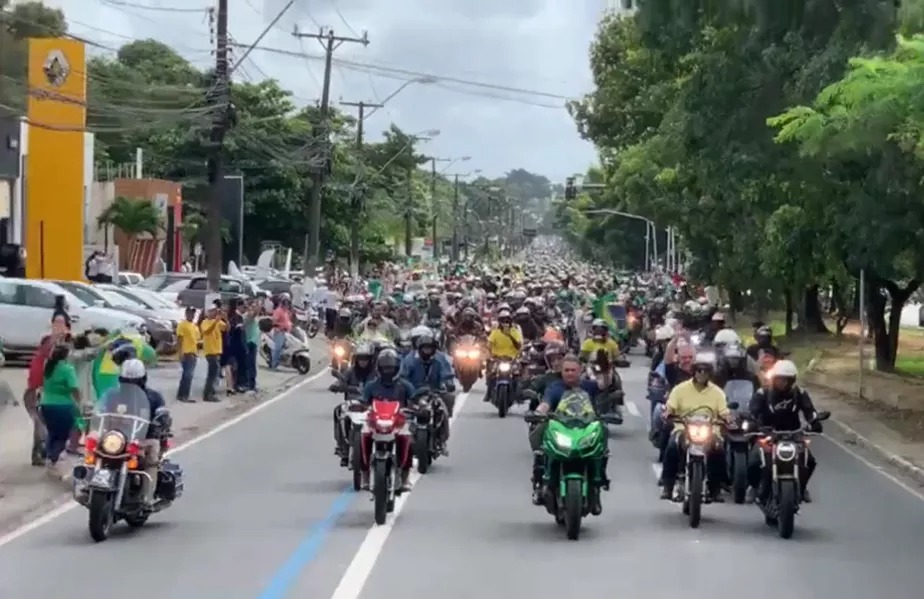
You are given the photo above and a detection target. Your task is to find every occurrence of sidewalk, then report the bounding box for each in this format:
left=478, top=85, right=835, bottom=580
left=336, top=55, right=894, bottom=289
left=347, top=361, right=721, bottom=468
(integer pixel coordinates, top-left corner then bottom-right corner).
left=0, top=342, right=328, bottom=531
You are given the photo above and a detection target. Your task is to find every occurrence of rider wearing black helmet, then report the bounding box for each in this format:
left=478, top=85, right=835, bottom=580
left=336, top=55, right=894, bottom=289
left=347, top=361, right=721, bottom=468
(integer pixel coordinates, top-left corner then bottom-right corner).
left=330, top=343, right=377, bottom=465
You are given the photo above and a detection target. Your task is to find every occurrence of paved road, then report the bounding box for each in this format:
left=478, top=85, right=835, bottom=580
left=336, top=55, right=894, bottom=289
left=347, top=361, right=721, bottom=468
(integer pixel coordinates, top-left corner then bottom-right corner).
left=1, top=360, right=924, bottom=598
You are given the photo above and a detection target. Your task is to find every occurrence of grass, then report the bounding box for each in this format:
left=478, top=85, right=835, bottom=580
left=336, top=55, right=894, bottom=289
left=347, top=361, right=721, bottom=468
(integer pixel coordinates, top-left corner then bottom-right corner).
left=732, top=314, right=830, bottom=370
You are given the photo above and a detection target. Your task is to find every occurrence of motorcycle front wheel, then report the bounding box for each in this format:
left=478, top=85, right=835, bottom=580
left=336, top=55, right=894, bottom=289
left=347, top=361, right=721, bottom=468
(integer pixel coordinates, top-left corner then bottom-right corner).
left=777, top=480, right=797, bottom=539
left=687, top=460, right=704, bottom=528
left=496, top=385, right=509, bottom=418
left=564, top=478, right=583, bottom=540
left=415, top=431, right=431, bottom=474
left=88, top=492, right=114, bottom=542
left=731, top=450, right=748, bottom=504
left=373, top=461, right=389, bottom=525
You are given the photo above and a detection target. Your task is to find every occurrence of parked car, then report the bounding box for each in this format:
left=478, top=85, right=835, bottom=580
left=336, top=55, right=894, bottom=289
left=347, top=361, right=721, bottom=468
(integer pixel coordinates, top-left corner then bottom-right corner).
left=55, top=281, right=177, bottom=354
left=176, top=275, right=259, bottom=309
left=256, top=277, right=298, bottom=296
left=138, top=272, right=198, bottom=293
left=97, top=284, right=192, bottom=323
left=117, top=271, right=144, bottom=286
left=0, top=278, right=145, bottom=353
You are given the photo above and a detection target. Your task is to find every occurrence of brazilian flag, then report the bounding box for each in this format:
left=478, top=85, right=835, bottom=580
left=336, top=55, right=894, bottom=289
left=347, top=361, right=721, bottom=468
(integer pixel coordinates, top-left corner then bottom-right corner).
left=592, top=293, right=627, bottom=336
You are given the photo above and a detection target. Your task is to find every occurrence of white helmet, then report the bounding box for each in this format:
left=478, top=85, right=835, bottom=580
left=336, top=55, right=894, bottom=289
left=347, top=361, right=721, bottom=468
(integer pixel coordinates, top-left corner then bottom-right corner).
left=410, top=325, right=431, bottom=339
left=119, top=358, right=146, bottom=380
left=714, top=329, right=740, bottom=346
left=655, top=325, right=674, bottom=341
left=770, top=359, right=798, bottom=379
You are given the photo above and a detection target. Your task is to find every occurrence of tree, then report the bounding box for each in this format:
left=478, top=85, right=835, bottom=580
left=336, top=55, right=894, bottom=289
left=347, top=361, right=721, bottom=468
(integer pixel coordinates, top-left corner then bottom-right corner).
left=97, top=196, right=162, bottom=239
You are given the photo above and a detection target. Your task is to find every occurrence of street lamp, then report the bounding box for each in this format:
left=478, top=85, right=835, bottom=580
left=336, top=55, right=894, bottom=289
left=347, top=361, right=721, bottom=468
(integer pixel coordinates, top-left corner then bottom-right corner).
left=582, top=208, right=659, bottom=270
left=364, top=77, right=438, bottom=119
left=427, top=155, right=471, bottom=260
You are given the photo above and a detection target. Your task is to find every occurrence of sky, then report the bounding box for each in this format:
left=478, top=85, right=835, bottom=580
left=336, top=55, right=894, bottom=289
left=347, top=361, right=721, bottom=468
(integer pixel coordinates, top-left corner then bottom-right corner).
left=42, top=0, right=609, bottom=183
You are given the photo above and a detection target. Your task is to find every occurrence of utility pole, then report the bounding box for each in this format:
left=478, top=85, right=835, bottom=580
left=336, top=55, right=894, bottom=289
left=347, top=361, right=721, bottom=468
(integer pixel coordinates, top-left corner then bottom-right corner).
left=426, top=156, right=451, bottom=262
left=206, top=0, right=232, bottom=292
left=292, top=27, right=368, bottom=275
left=340, top=99, right=382, bottom=276
left=404, top=164, right=413, bottom=258
left=451, top=175, right=460, bottom=262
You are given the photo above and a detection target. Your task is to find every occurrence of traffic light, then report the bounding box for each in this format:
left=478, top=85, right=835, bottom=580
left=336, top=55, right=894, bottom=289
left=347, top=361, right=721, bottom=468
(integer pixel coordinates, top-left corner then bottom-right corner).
left=565, top=177, right=576, bottom=200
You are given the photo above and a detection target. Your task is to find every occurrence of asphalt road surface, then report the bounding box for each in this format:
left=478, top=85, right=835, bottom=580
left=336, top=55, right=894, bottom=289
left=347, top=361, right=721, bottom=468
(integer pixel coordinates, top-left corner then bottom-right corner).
left=1, top=360, right=924, bottom=599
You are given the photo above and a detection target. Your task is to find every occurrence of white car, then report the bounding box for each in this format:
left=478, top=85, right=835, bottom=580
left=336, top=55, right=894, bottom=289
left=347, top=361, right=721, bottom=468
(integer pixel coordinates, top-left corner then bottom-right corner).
left=0, top=278, right=145, bottom=348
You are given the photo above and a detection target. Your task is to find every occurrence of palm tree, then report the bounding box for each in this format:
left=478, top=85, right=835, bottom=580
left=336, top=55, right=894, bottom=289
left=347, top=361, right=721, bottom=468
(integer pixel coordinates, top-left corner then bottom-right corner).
left=96, top=196, right=163, bottom=240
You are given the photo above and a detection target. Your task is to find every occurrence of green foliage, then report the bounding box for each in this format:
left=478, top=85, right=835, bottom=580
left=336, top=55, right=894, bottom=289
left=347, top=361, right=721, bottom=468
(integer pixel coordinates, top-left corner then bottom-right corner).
left=568, top=0, right=924, bottom=369
left=97, top=196, right=162, bottom=237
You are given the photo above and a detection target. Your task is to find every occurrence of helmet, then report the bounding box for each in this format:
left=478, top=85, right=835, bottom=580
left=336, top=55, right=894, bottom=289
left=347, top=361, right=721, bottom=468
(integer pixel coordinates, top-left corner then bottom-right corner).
left=338, top=307, right=352, bottom=319
left=354, top=342, right=374, bottom=359
left=711, top=311, right=726, bottom=322
left=375, top=349, right=400, bottom=381
left=655, top=325, right=674, bottom=341
left=714, top=329, right=740, bottom=346
left=416, top=333, right=437, bottom=353
left=591, top=318, right=606, bottom=329
left=755, top=325, right=773, bottom=340
left=693, top=351, right=717, bottom=369
left=119, top=358, right=146, bottom=382
left=770, top=359, right=798, bottom=379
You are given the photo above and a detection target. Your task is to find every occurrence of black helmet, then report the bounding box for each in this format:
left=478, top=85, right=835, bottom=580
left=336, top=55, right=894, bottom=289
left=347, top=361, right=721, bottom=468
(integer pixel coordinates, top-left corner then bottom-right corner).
left=376, top=349, right=400, bottom=381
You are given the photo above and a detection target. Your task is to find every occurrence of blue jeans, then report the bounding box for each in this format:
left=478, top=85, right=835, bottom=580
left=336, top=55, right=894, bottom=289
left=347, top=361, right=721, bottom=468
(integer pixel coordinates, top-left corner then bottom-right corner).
left=204, top=354, right=221, bottom=399
left=40, top=404, right=75, bottom=464
left=177, top=354, right=197, bottom=399
left=246, top=342, right=258, bottom=389
left=270, top=331, right=286, bottom=369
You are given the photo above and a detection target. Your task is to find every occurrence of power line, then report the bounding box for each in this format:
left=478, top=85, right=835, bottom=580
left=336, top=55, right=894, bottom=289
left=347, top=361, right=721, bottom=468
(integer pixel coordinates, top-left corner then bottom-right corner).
left=100, top=0, right=209, bottom=13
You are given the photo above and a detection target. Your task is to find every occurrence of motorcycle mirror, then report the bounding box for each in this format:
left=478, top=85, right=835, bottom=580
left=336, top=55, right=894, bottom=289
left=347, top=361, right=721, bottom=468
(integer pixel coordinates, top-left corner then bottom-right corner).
left=815, top=410, right=831, bottom=422
left=727, top=401, right=740, bottom=411
left=328, top=384, right=341, bottom=393
left=331, top=370, right=344, bottom=382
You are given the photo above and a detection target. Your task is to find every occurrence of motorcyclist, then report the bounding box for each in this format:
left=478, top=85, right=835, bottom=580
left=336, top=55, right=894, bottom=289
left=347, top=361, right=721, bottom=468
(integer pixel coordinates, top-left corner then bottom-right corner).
left=713, top=333, right=761, bottom=389
left=452, top=307, right=485, bottom=344
left=579, top=318, right=620, bottom=362
left=425, top=293, right=443, bottom=322
left=355, top=302, right=400, bottom=342
left=747, top=359, right=821, bottom=503
left=399, top=332, right=455, bottom=448
left=486, top=309, right=523, bottom=402
left=331, top=307, right=354, bottom=339
left=514, top=306, right=542, bottom=342
left=649, top=324, right=674, bottom=372
left=520, top=340, right=566, bottom=411
left=330, top=342, right=376, bottom=465
left=531, top=355, right=608, bottom=511
left=701, top=311, right=727, bottom=344
left=360, top=349, right=415, bottom=491
left=659, top=351, right=731, bottom=502
left=746, top=325, right=778, bottom=361
left=105, top=358, right=168, bottom=509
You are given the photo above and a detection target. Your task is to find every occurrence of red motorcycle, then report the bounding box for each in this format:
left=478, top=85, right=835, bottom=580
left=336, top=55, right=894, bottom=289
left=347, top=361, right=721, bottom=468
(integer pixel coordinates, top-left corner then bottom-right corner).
left=362, top=398, right=411, bottom=525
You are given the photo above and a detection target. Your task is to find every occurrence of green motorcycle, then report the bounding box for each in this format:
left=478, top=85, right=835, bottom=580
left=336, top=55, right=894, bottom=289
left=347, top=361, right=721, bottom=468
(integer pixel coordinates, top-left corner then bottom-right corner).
left=525, top=392, right=619, bottom=540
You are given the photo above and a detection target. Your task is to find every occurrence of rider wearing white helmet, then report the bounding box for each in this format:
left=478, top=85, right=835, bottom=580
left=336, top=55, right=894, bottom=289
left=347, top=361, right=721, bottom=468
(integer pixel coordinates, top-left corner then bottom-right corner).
left=117, top=358, right=168, bottom=507
left=747, top=359, right=823, bottom=503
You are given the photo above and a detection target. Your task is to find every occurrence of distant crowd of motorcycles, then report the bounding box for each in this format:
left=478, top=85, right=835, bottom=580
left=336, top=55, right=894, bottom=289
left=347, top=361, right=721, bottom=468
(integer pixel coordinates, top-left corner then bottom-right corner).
left=317, top=246, right=830, bottom=541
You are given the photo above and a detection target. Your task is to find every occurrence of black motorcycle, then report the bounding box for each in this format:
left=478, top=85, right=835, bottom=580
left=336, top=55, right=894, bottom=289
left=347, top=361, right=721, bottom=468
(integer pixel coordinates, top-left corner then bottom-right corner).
left=490, top=357, right=517, bottom=418
left=72, top=386, right=184, bottom=542
left=755, top=411, right=830, bottom=539
left=406, top=387, right=447, bottom=474
left=723, top=379, right=756, bottom=504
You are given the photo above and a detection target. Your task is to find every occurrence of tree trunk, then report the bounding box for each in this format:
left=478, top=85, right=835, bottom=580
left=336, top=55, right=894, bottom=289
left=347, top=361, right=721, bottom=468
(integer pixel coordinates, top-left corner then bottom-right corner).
left=783, top=288, right=794, bottom=335
left=802, top=284, right=829, bottom=333
left=868, top=275, right=920, bottom=372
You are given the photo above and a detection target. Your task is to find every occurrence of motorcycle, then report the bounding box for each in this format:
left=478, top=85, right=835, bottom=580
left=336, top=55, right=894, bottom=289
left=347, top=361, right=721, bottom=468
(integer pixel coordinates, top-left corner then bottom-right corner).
left=295, top=305, right=321, bottom=339
left=365, top=396, right=413, bottom=525
left=453, top=335, right=482, bottom=392
left=259, top=329, right=311, bottom=374
left=647, top=374, right=669, bottom=455
left=406, top=387, right=446, bottom=474
left=71, top=386, right=184, bottom=542
left=723, top=379, right=756, bottom=504
left=525, top=400, right=620, bottom=540
left=330, top=338, right=353, bottom=373
left=329, top=371, right=367, bottom=486
left=396, top=330, right=413, bottom=359
left=668, top=403, right=738, bottom=528
left=755, top=411, right=830, bottom=539
left=490, top=357, right=518, bottom=418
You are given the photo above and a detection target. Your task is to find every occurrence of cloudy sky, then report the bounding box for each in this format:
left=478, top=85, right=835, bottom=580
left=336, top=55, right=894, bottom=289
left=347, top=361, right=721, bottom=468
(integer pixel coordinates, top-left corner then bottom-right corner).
left=43, top=0, right=609, bottom=182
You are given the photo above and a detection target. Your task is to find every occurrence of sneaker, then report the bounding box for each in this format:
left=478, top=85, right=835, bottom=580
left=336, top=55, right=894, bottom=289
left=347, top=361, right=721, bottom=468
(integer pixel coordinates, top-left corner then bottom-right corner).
left=659, top=486, right=673, bottom=500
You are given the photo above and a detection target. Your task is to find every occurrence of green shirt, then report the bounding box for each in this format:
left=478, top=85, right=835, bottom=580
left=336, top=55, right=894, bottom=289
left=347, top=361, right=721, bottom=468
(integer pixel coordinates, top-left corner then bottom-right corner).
left=245, top=316, right=260, bottom=345
left=42, top=362, right=78, bottom=406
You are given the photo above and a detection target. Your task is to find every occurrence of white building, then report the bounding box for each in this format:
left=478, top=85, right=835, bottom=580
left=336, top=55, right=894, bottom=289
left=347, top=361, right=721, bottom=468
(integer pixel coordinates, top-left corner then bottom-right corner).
left=607, top=0, right=637, bottom=16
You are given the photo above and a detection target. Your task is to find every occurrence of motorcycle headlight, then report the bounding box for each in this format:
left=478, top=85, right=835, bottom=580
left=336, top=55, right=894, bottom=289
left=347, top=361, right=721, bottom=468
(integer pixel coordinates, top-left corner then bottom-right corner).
left=498, top=362, right=511, bottom=373
left=454, top=349, right=466, bottom=359
left=553, top=431, right=572, bottom=450
left=775, top=441, right=797, bottom=462
left=100, top=431, right=126, bottom=455
left=468, top=350, right=480, bottom=359
left=334, top=346, right=346, bottom=357
left=376, top=418, right=394, bottom=432
left=741, top=420, right=750, bottom=431
left=686, top=424, right=711, bottom=444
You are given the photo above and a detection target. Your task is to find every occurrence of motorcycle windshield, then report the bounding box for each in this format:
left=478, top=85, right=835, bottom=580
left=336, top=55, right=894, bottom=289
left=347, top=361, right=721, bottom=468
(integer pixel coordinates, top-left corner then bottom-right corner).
left=724, top=380, right=754, bottom=408
left=90, top=384, right=150, bottom=441
left=554, top=390, right=597, bottom=428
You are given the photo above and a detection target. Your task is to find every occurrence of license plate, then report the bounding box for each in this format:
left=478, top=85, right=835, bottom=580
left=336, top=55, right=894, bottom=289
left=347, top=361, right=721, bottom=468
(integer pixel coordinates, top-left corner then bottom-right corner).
left=91, top=469, right=112, bottom=486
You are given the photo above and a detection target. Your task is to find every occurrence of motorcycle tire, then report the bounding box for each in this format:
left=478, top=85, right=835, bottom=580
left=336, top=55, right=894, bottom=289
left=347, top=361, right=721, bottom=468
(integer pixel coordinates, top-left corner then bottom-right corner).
left=564, top=478, right=583, bottom=541
left=306, top=325, right=319, bottom=339
left=88, top=492, right=114, bottom=543
left=415, top=431, right=431, bottom=475
left=293, top=354, right=311, bottom=375
left=496, top=386, right=509, bottom=418
left=732, top=451, right=749, bottom=504
left=350, top=430, right=362, bottom=492
left=777, top=480, right=797, bottom=539
left=687, top=461, right=704, bottom=529
left=260, top=346, right=272, bottom=366
left=373, top=461, right=388, bottom=526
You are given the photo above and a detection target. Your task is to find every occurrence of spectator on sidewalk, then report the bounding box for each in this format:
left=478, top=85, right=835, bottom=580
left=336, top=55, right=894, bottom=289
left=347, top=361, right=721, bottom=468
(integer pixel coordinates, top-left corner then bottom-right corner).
left=243, top=299, right=261, bottom=391
left=52, top=296, right=70, bottom=331
left=24, top=332, right=68, bottom=465
left=200, top=306, right=227, bottom=402
left=270, top=296, right=291, bottom=369
left=224, top=297, right=247, bottom=394
left=40, top=344, right=81, bottom=478
left=175, top=306, right=200, bottom=403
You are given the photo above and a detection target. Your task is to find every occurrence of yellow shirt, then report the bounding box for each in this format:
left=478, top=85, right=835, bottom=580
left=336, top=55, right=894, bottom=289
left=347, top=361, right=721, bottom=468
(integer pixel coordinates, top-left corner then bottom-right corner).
left=176, top=320, right=201, bottom=355
left=665, top=380, right=729, bottom=432
left=580, top=338, right=620, bottom=360
left=200, top=319, right=227, bottom=356
left=488, top=327, right=523, bottom=359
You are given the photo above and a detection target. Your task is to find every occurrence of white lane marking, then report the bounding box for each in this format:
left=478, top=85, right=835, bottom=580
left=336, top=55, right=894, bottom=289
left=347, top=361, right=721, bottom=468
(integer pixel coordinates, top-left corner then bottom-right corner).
left=625, top=401, right=640, bottom=418
left=329, top=390, right=472, bottom=599
left=0, top=369, right=329, bottom=548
